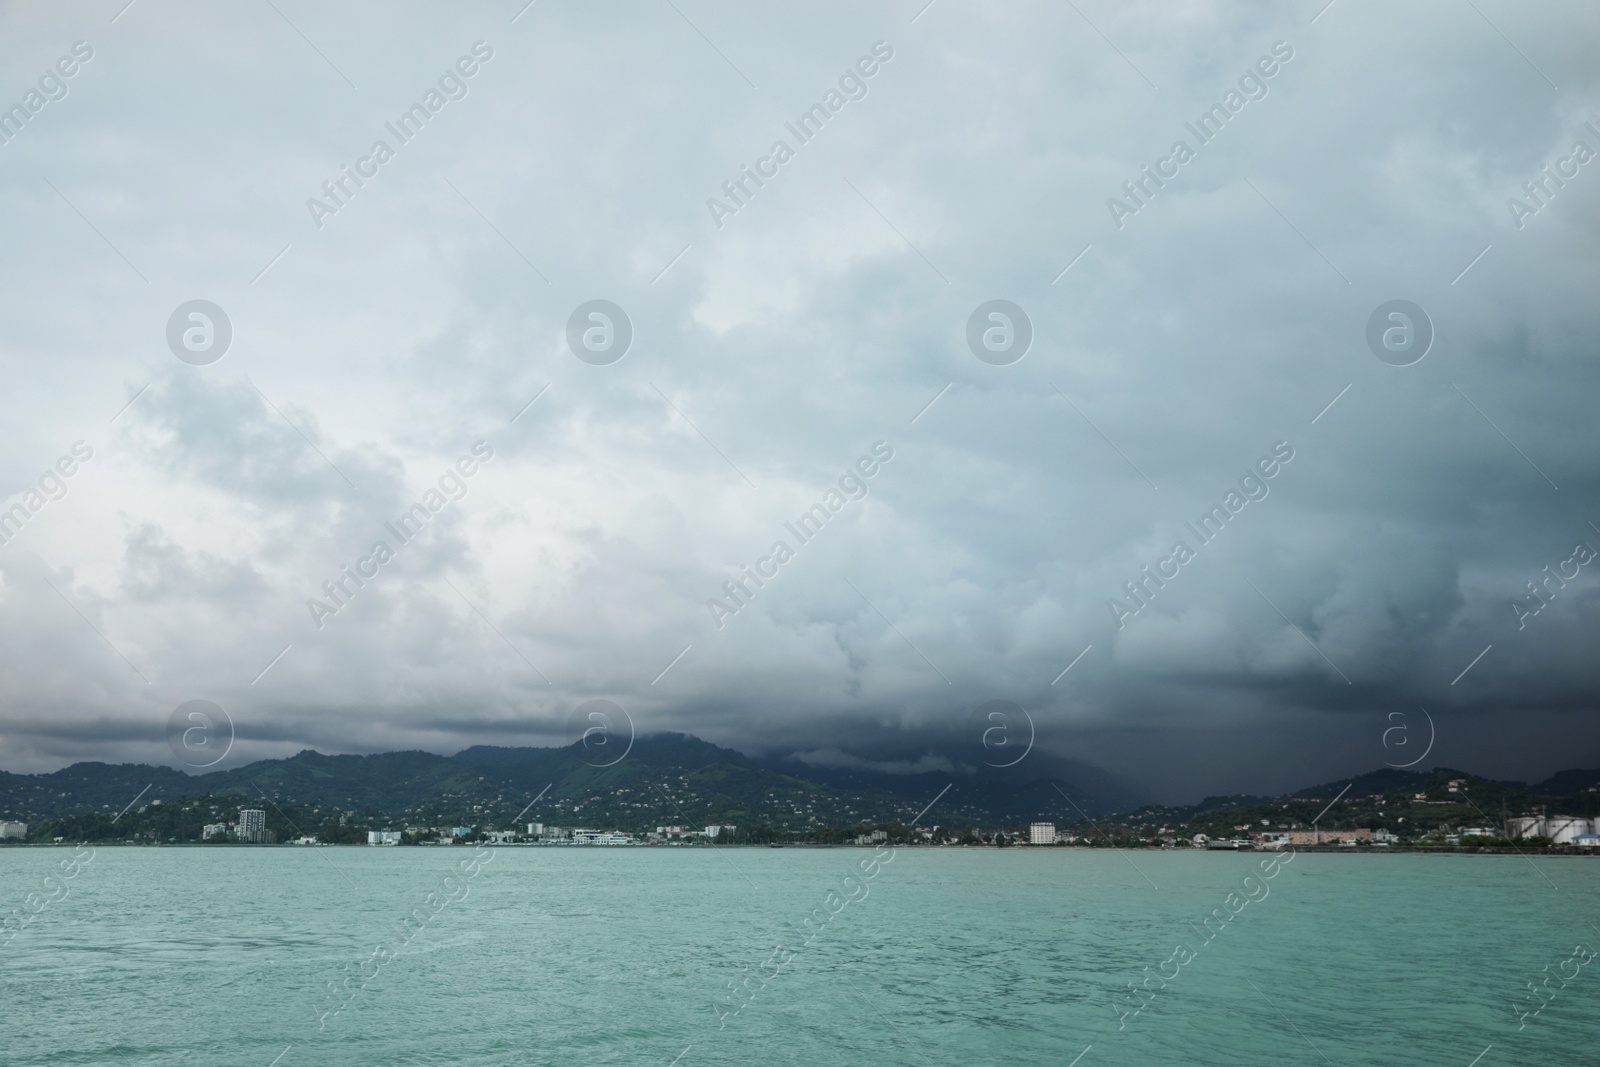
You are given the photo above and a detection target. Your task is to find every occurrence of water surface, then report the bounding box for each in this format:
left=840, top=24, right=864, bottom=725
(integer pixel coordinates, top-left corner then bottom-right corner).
left=4, top=846, right=1596, bottom=1065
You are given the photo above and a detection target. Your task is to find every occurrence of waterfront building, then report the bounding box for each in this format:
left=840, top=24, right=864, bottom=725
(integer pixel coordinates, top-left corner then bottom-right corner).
left=1283, top=827, right=1372, bottom=845
left=0, top=820, right=26, bottom=840
left=237, top=809, right=267, bottom=842
left=367, top=830, right=401, bottom=845
left=1028, top=822, right=1057, bottom=846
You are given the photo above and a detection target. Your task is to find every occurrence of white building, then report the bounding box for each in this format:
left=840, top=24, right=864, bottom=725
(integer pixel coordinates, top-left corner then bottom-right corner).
left=527, top=822, right=544, bottom=837
left=0, top=820, right=26, bottom=840
left=202, top=823, right=229, bottom=840
left=237, top=809, right=266, bottom=841
left=368, top=830, right=401, bottom=845
left=572, top=829, right=633, bottom=845
left=704, top=824, right=737, bottom=839
left=1029, top=822, right=1057, bottom=846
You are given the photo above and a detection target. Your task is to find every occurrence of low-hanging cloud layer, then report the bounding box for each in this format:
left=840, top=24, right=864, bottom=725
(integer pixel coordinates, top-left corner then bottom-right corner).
left=0, top=0, right=1596, bottom=802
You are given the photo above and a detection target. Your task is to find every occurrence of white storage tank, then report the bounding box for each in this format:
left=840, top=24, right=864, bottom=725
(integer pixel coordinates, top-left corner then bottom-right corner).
left=1545, top=817, right=1595, bottom=845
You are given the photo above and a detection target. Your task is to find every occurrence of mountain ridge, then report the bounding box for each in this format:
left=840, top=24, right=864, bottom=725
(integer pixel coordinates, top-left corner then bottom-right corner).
left=2, top=735, right=1596, bottom=833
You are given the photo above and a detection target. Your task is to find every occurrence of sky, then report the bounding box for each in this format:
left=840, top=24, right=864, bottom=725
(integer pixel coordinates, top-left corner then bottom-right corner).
left=0, top=0, right=1596, bottom=803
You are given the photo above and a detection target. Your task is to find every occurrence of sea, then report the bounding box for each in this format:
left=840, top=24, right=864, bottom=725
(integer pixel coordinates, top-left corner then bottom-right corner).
left=3, top=845, right=1597, bottom=1066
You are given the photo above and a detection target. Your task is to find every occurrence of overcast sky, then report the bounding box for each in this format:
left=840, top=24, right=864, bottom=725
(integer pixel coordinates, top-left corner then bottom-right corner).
left=0, top=0, right=1596, bottom=802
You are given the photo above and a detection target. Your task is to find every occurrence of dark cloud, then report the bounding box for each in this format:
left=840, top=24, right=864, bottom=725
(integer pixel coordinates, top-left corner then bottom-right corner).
left=0, top=1, right=1596, bottom=802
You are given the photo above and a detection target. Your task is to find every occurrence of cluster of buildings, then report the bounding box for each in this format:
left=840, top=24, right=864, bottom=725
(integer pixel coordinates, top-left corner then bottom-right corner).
left=203, top=809, right=271, bottom=843
left=519, top=823, right=739, bottom=845
left=350, top=823, right=747, bottom=846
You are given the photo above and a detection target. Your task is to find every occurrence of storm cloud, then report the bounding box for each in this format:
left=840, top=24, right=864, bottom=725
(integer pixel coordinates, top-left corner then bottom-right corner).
left=0, top=0, right=1596, bottom=802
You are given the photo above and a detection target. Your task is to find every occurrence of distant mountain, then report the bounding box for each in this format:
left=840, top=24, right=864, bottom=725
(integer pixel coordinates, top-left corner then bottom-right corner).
left=1288, top=768, right=1441, bottom=800
left=1283, top=767, right=1553, bottom=802
left=3, top=739, right=1597, bottom=836
left=1530, top=767, right=1600, bottom=796
left=1, top=732, right=1098, bottom=831
left=0, top=761, right=197, bottom=815
left=759, top=749, right=1148, bottom=821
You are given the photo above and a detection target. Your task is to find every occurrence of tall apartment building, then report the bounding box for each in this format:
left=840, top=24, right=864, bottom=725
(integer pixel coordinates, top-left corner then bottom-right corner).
left=1029, top=822, right=1057, bottom=845
left=0, top=820, right=26, bottom=840
left=237, top=809, right=266, bottom=842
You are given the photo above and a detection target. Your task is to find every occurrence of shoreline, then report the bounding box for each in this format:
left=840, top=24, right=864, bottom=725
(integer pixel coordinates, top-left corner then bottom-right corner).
left=2, top=842, right=1596, bottom=856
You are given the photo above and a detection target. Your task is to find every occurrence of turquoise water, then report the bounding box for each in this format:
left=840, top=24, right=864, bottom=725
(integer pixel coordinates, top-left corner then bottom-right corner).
left=3, top=846, right=1598, bottom=1065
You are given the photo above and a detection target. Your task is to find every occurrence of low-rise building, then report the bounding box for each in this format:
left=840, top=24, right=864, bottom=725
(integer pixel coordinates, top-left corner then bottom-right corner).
left=1283, top=827, right=1372, bottom=845
left=367, top=830, right=401, bottom=845
left=202, top=822, right=230, bottom=841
